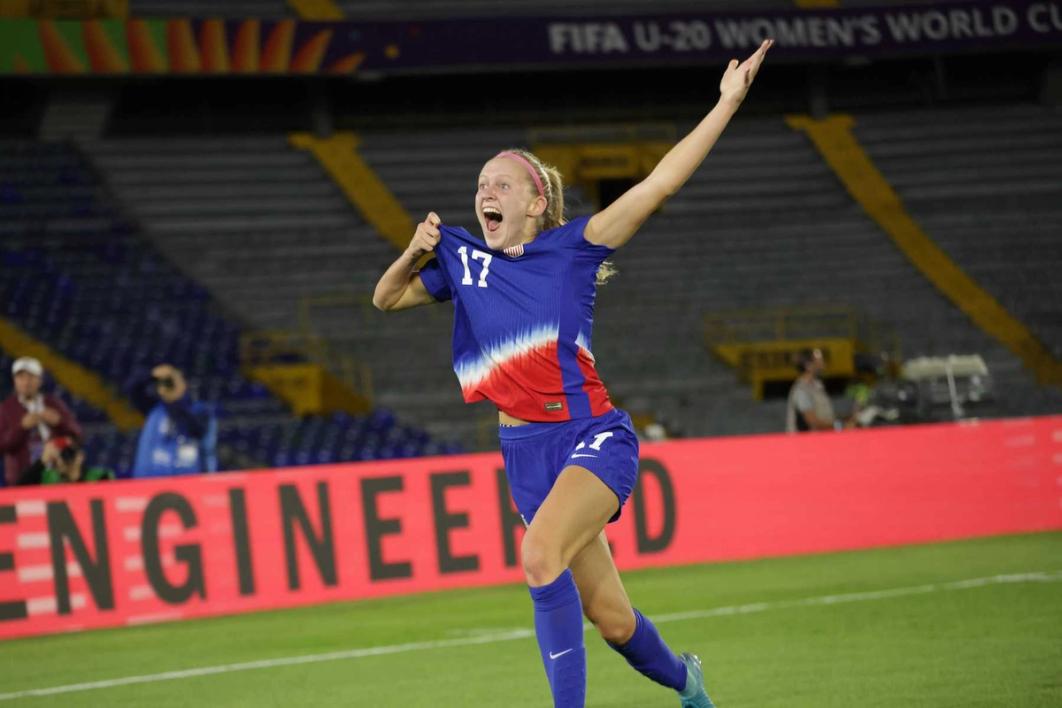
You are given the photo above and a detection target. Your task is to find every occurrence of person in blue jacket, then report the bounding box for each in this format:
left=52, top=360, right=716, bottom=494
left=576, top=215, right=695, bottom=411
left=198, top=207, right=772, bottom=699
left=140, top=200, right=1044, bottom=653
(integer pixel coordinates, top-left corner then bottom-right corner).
left=132, top=364, right=217, bottom=477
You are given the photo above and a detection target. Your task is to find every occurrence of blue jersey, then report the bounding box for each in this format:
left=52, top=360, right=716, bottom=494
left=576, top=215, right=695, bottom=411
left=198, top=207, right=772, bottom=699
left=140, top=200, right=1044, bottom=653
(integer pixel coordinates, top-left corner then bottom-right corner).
left=418, top=216, right=615, bottom=422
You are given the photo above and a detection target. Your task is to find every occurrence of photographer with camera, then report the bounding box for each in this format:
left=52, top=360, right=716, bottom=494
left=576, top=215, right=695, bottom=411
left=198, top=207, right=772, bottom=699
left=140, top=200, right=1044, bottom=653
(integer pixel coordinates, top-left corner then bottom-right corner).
left=130, top=364, right=217, bottom=478
left=16, top=436, right=114, bottom=485
left=0, top=357, right=83, bottom=487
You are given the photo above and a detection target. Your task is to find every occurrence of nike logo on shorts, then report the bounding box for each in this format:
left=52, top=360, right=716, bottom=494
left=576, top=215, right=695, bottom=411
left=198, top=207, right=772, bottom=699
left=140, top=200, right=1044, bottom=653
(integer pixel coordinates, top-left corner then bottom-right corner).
left=549, top=648, right=574, bottom=660
left=570, top=453, right=597, bottom=459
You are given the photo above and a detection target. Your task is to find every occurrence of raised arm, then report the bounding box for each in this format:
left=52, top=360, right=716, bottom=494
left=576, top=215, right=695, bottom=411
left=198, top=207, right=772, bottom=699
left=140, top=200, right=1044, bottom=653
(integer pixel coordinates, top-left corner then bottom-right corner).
left=584, top=39, right=773, bottom=250
left=373, top=212, right=443, bottom=311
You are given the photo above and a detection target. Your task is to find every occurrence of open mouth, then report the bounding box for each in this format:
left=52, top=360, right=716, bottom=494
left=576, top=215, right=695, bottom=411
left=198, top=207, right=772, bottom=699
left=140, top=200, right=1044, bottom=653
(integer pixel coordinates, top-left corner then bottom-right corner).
left=483, top=206, right=503, bottom=232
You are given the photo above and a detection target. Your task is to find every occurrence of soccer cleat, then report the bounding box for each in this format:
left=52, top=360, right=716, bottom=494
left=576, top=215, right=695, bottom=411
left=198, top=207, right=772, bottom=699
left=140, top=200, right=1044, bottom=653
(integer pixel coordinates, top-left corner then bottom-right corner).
left=678, top=652, right=715, bottom=708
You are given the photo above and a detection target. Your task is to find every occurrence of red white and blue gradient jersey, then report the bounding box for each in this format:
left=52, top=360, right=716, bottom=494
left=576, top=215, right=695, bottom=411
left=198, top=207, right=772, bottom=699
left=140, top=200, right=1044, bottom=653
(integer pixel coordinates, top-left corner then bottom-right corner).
left=417, top=215, right=614, bottom=422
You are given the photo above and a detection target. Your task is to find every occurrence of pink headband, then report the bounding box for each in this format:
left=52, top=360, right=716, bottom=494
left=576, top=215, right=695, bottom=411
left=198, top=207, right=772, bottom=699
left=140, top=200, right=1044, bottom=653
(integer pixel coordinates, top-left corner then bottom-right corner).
left=495, top=151, right=546, bottom=199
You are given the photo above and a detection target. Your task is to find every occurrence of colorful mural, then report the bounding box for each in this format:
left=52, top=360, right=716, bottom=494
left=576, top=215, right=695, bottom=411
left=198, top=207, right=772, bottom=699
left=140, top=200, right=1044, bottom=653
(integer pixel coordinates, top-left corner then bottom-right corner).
left=0, top=18, right=368, bottom=75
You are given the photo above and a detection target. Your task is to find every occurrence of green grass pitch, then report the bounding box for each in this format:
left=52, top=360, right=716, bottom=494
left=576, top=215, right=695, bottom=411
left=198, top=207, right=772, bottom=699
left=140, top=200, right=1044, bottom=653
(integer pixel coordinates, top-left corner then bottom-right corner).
left=2, top=532, right=1060, bottom=707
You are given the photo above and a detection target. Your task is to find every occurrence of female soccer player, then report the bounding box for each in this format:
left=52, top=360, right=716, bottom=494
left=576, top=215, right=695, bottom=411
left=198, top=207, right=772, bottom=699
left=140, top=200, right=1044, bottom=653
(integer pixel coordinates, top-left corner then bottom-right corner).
left=374, top=39, right=773, bottom=708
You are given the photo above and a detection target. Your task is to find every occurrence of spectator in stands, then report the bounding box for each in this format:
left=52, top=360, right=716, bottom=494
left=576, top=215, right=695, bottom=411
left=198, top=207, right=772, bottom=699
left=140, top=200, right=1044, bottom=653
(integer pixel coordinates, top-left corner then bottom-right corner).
left=786, top=348, right=837, bottom=432
left=131, top=364, right=217, bottom=477
left=17, top=436, right=114, bottom=485
left=0, top=357, right=82, bottom=487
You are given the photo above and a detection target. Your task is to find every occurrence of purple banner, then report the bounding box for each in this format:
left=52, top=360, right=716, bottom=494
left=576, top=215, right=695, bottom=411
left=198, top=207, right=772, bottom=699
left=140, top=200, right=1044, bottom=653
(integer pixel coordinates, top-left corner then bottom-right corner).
left=379, top=1, right=1062, bottom=72
left=0, top=1, right=1059, bottom=76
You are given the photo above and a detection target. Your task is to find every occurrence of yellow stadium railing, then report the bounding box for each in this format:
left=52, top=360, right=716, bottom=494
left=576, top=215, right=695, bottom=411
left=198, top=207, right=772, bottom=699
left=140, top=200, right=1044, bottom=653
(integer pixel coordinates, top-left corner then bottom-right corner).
left=704, top=305, right=900, bottom=398
left=239, top=328, right=372, bottom=416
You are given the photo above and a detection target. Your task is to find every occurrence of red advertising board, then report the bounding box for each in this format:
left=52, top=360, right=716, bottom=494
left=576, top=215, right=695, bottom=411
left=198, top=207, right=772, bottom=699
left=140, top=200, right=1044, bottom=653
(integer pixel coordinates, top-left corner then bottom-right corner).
left=1, top=416, right=1059, bottom=640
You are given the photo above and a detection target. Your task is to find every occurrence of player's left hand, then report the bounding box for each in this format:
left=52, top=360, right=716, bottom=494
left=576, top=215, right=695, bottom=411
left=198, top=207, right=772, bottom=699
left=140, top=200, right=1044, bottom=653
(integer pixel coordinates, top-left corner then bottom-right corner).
left=719, top=38, right=773, bottom=106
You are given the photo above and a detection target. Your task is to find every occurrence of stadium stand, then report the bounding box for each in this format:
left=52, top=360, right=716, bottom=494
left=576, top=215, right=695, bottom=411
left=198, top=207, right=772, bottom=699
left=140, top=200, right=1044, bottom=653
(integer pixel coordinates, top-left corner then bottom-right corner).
left=4, top=0, right=1054, bottom=450
left=80, top=107, right=1060, bottom=445
left=852, top=103, right=1062, bottom=361
left=79, top=134, right=479, bottom=449
left=0, top=139, right=457, bottom=475
left=81, top=136, right=391, bottom=332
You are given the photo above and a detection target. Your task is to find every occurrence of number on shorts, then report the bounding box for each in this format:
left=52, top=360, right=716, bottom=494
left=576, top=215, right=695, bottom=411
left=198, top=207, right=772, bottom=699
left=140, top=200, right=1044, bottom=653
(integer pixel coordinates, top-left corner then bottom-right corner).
left=574, top=431, right=614, bottom=452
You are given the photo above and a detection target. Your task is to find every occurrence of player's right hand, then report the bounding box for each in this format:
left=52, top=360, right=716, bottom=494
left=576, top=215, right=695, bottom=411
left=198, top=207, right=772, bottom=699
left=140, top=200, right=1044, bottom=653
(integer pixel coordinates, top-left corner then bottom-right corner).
left=407, top=212, right=441, bottom=258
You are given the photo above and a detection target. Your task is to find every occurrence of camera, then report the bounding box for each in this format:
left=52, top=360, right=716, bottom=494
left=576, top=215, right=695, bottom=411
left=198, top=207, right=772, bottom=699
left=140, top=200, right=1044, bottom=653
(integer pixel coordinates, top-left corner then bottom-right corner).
left=59, top=443, right=80, bottom=464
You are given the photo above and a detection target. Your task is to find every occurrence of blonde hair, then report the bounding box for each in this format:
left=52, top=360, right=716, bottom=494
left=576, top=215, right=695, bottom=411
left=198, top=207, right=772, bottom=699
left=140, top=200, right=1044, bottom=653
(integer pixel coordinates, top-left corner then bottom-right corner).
left=497, top=147, right=616, bottom=286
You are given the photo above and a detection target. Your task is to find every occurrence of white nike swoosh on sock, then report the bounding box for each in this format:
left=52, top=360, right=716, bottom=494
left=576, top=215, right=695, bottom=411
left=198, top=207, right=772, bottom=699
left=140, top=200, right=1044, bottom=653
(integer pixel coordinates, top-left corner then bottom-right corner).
left=548, top=648, right=574, bottom=660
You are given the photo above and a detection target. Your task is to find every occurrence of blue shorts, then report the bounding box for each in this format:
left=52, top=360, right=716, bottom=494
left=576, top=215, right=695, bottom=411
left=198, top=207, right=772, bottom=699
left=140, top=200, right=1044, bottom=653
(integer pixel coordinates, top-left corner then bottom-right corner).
left=499, top=407, right=640, bottom=525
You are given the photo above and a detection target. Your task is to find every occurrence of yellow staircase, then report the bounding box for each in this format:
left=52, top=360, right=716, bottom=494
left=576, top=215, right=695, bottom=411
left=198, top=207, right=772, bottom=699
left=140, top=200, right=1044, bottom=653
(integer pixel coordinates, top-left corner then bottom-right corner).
left=290, top=131, right=413, bottom=252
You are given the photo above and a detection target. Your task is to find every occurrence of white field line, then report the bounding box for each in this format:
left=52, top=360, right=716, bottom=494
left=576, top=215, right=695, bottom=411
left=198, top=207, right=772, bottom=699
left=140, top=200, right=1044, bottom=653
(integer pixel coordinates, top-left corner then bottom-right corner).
left=1, top=570, right=1059, bottom=702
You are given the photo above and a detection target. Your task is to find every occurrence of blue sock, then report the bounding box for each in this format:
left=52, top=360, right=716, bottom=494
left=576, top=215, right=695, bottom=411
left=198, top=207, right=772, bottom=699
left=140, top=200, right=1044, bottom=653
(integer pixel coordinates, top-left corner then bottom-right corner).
left=608, top=608, right=688, bottom=691
left=528, top=570, right=586, bottom=708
